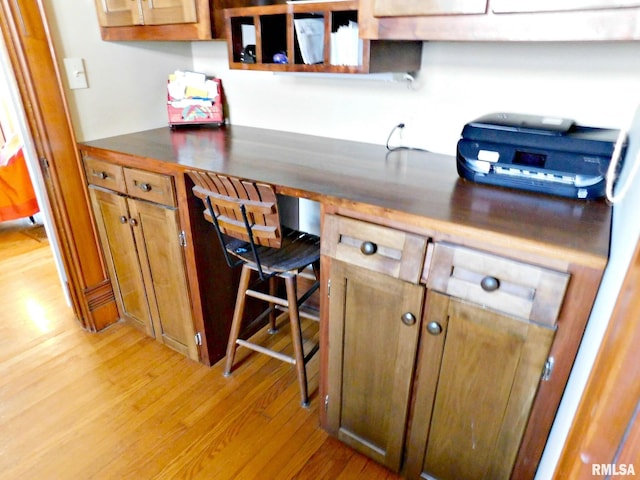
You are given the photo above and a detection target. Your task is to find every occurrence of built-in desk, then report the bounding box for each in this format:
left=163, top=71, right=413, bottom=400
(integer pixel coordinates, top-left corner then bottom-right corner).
left=81, top=125, right=610, bottom=262
left=79, top=125, right=611, bottom=479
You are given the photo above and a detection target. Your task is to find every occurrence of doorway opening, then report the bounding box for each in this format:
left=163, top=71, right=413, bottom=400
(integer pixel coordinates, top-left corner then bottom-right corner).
left=0, top=34, right=68, bottom=300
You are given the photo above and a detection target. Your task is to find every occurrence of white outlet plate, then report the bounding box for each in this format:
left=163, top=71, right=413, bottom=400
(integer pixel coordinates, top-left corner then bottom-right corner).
left=63, top=58, right=88, bottom=89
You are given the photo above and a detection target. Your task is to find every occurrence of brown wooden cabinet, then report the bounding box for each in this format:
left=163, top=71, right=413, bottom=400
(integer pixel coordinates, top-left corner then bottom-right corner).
left=95, top=0, right=197, bottom=28
left=491, top=0, right=640, bottom=13
left=224, top=1, right=422, bottom=73
left=406, top=293, right=556, bottom=479
left=322, top=214, right=428, bottom=472
left=94, top=0, right=265, bottom=41
left=84, top=156, right=199, bottom=361
left=77, top=127, right=612, bottom=478
left=326, top=260, right=425, bottom=471
left=373, top=0, right=488, bottom=17
left=372, top=0, right=640, bottom=16
left=88, top=187, right=154, bottom=336
left=359, top=0, right=640, bottom=40
left=322, top=213, right=573, bottom=478
left=405, top=243, right=570, bottom=479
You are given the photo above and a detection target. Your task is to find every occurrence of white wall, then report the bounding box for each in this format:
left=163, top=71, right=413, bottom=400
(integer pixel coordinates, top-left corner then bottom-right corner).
left=42, top=0, right=194, bottom=142
left=192, top=41, right=640, bottom=156
left=45, top=6, right=640, bottom=474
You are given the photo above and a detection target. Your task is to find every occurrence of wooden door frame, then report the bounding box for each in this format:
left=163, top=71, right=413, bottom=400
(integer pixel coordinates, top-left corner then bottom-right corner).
left=555, top=236, right=640, bottom=477
left=0, top=0, right=118, bottom=330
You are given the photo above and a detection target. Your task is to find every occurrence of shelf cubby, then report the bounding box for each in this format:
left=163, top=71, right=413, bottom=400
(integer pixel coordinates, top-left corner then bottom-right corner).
left=225, top=0, right=422, bottom=73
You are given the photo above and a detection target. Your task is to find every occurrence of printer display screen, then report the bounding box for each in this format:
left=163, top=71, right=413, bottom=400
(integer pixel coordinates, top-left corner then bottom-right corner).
left=513, top=151, right=547, bottom=168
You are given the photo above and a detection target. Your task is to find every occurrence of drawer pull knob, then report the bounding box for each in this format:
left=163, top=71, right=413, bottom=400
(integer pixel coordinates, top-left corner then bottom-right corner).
left=481, top=276, right=500, bottom=292
left=97, top=171, right=108, bottom=180
left=360, top=241, right=377, bottom=256
left=427, top=321, right=442, bottom=336
left=119, top=216, right=128, bottom=224
left=401, top=312, right=416, bottom=326
left=139, top=183, right=152, bottom=192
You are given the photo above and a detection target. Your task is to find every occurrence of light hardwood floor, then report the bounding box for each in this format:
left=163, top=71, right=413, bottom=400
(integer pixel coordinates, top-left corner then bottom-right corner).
left=0, top=218, right=400, bottom=480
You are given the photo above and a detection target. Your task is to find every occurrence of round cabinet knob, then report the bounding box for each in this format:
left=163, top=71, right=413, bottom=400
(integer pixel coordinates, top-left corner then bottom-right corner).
left=129, top=218, right=138, bottom=227
left=139, top=183, right=152, bottom=192
left=360, top=241, right=377, bottom=256
left=401, top=312, right=417, bottom=326
left=480, top=276, right=500, bottom=292
left=119, top=216, right=128, bottom=224
left=426, top=321, right=443, bottom=336
left=97, top=171, right=108, bottom=180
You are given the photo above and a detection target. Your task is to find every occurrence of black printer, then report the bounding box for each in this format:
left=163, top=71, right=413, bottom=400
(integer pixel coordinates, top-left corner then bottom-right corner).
left=456, top=112, right=626, bottom=199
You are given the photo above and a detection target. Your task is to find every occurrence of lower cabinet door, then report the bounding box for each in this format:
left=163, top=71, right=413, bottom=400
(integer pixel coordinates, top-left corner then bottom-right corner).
left=326, top=260, right=425, bottom=472
left=129, top=198, right=198, bottom=360
left=406, top=292, right=555, bottom=480
left=89, top=187, right=154, bottom=336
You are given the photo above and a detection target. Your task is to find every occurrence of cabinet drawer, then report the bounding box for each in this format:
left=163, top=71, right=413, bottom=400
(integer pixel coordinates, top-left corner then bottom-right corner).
left=428, top=243, right=569, bottom=326
left=83, top=156, right=126, bottom=193
left=123, top=167, right=175, bottom=206
left=321, top=214, right=428, bottom=284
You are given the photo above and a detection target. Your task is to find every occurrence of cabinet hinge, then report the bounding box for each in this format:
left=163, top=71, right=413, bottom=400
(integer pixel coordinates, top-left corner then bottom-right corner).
left=39, top=157, right=50, bottom=180
left=324, top=394, right=329, bottom=412
left=542, top=357, right=554, bottom=382
left=327, top=279, right=331, bottom=298
left=194, top=332, right=202, bottom=346
left=179, top=230, right=187, bottom=247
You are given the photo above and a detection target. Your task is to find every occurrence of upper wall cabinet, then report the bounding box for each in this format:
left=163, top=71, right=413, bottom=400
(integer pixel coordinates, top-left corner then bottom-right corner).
left=373, top=0, right=488, bottom=17
left=359, top=0, right=640, bottom=41
left=224, top=0, right=422, bottom=73
left=94, top=0, right=268, bottom=42
left=491, top=0, right=640, bottom=13
left=95, top=0, right=197, bottom=28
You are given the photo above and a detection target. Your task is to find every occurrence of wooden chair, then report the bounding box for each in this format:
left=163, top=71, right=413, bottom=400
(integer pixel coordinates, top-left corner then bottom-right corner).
left=188, top=170, right=321, bottom=407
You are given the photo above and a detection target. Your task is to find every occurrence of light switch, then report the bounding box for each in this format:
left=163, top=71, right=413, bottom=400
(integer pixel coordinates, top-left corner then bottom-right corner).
left=63, top=58, right=88, bottom=89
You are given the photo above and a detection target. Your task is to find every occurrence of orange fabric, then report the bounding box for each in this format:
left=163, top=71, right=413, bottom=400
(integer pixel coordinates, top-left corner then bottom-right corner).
left=0, top=147, right=39, bottom=221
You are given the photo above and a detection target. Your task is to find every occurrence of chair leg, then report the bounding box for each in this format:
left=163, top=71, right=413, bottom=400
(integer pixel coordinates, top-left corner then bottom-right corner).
left=224, top=264, right=252, bottom=377
left=285, top=275, right=309, bottom=407
left=268, top=276, right=278, bottom=334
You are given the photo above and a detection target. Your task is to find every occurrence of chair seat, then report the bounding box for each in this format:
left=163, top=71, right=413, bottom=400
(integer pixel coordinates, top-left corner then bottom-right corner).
left=226, top=227, right=320, bottom=274
left=187, top=170, right=321, bottom=407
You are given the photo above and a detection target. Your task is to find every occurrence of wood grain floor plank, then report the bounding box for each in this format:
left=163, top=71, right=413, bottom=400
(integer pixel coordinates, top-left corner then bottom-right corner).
left=0, top=225, right=399, bottom=480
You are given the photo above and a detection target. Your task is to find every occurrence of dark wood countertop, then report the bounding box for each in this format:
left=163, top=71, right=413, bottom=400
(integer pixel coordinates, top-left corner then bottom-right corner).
left=79, top=125, right=611, bottom=269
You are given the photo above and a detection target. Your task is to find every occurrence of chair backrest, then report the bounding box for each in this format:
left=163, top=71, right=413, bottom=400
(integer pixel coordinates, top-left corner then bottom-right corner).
left=188, top=170, right=283, bottom=248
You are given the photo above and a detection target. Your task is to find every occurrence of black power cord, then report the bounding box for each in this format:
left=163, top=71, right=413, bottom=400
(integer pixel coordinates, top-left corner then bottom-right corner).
left=385, top=122, right=430, bottom=153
